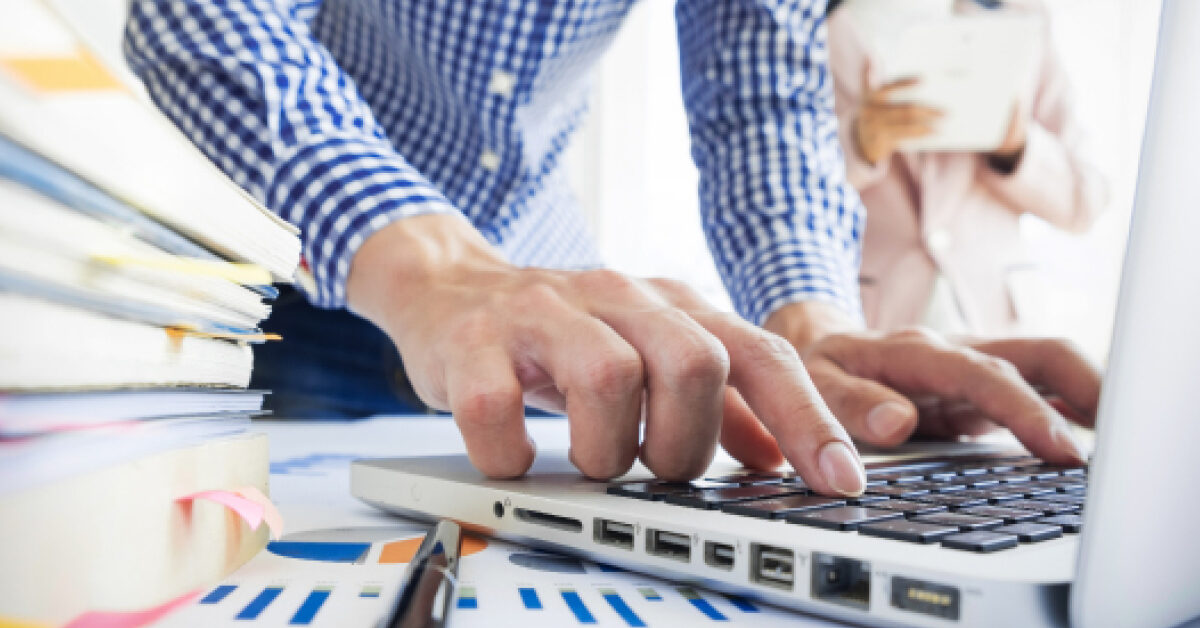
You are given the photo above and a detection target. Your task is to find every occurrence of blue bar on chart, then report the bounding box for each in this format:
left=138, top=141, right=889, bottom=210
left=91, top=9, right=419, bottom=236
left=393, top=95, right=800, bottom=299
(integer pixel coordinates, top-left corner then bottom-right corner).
left=289, top=586, right=332, bottom=625
left=637, top=587, right=663, bottom=602
left=518, top=587, right=543, bottom=610
left=359, top=584, right=381, bottom=598
left=726, top=595, right=760, bottom=613
left=457, top=586, right=479, bottom=610
left=200, top=585, right=237, bottom=605
left=678, top=587, right=728, bottom=621
left=236, top=586, right=284, bottom=620
left=599, top=588, right=646, bottom=627
left=560, top=588, right=597, bottom=624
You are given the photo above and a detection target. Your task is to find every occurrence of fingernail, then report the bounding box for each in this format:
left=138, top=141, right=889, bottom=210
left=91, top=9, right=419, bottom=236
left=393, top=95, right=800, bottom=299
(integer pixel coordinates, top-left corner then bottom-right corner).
left=818, top=441, right=866, bottom=497
left=1054, top=426, right=1087, bottom=463
left=866, top=402, right=912, bottom=440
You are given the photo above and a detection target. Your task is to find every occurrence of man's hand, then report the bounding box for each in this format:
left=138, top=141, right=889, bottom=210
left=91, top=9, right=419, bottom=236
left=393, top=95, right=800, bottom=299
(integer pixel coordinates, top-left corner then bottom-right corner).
left=765, top=302, right=1098, bottom=464
left=347, top=215, right=866, bottom=496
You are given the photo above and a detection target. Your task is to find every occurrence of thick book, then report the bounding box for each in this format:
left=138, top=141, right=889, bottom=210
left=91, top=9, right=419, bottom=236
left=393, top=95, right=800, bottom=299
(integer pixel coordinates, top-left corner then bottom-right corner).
left=0, top=293, right=253, bottom=391
left=0, top=0, right=301, bottom=282
left=0, top=431, right=270, bottom=626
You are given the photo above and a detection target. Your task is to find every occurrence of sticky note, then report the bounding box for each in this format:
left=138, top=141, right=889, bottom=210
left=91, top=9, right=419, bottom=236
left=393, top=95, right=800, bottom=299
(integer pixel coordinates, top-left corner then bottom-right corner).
left=61, top=590, right=199, bottom=628
left=177, top=486, right=283, bottom=540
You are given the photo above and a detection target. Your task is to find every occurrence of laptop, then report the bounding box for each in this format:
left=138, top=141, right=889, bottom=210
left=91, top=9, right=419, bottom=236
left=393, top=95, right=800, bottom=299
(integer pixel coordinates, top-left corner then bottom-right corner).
left=351, top=3, right=1200, bottom=626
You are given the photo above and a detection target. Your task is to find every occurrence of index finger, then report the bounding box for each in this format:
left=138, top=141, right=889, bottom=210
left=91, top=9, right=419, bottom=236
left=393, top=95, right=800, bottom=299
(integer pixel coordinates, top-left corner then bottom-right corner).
left=690, top=312, right=866, bottom=497
left=967, top=338, right=1102, bottom=426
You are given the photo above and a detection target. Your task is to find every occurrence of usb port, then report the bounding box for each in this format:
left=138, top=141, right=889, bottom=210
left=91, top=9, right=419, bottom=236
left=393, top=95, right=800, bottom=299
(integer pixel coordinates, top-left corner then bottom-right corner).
left=594, top=519, right=634, bottom=550
left=647, top=529, right=692, bottom=562
left=751, top=543, right=794, bottom=590
left=704, top=541, right=735, bottom=570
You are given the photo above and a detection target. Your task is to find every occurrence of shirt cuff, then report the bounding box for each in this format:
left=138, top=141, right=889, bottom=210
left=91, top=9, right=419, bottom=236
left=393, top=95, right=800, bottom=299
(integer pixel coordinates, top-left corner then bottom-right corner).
left=265, top=135, right=461, bottom=309
left=978, top=124, right=1066, bottom=209
left=719, top=223, right=864, bottom=327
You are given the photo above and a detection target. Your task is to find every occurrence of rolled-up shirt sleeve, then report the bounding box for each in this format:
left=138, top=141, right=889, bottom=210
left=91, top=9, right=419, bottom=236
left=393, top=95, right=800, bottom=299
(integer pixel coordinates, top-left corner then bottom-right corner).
left=676, top=0, right=865, bottom=326
left=124, top=0, right=460, bottom=308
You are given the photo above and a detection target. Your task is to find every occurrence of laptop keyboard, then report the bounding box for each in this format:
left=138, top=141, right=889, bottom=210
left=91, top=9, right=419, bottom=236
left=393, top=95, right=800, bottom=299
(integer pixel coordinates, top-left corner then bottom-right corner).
left=606, top=456, right=1086, bottom=553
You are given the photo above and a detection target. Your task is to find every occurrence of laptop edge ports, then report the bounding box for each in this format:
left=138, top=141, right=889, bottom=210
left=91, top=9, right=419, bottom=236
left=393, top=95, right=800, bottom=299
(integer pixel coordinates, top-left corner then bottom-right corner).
left=704, top=541, right=735, bottom=570
left=750, top=543, right=795, bottom=590
left=513, top=508, right=583, bottom=532
left=812, top=552, right=871, bottom=609
left=594, top=518, right=634, bottom=549
left=646, top=529, right=692, bottom=562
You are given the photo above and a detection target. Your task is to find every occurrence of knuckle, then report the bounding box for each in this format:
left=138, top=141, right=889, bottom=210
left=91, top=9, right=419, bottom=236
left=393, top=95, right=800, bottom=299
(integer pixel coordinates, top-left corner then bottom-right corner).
left=580, top=351, right=644, bottom=399
left=975, top=354, right=1021, bottom=379
left=477, top=451, right=534, bottom=480
left=511, top=282, right=564, bottom=310
left=580, top=268, right=637, bottom=294
left=455, top=383, right=522, bottom=429
left=744, top=330, right=799, bottom=366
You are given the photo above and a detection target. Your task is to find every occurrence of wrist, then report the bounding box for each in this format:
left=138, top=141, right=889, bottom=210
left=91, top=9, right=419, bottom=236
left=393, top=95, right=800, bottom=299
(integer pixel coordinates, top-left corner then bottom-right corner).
left=987, top=142, right=1026, bottom=174
left=762, top=300, right=863, bottom=351
left=346, top=213, right=509, bottom=328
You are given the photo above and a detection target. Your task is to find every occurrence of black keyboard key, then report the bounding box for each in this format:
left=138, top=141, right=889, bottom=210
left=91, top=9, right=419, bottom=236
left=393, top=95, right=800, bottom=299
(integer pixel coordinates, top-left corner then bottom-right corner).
left=927, top=471, right=959, bottom=482
left=959, top=506, right=1042, bottom=523
left=933, top=483, right=968, bottom=493
left=1001, top=499, right=1079, bottom=516
left=952, top=465, right=989, bottom=476
left=1039, top=515, right=1084, bottom=533
left=704, top=472, right=790, bottom=486
left=911, top=513, right=1004, bottom=531
left=868, top=471, right=926, bottom=484
left=721, top=494, right=844, bottom=519
left=847, top=494, right=890, bottom=505
left=1020, top=485, right=1058, bottom=498
left=994, top=523, right=1063, bottom=543
left=993, top=472, right=1033, bottom=484
left=980, top=488, right=1027, bottom=503
left=866, top=484, right=931, bottom=498
left=785, top=506, right=902, bottom=531
left=1029, top=469, right=1063, bottom=480
left=606, top=482, right=695, bottom=500
left=1037, top=493, right=1086, bottom=506
left=665, top=485, right=804, bottom=509
left=912, top=494, right=989, bottom=509
left=959, top=475, right=1002, bottom=488
left=942, top=531, right=1020, bottom=552
left=859, top=519, right=959, bottom=544
left=872, top=500, right=946, bottom=515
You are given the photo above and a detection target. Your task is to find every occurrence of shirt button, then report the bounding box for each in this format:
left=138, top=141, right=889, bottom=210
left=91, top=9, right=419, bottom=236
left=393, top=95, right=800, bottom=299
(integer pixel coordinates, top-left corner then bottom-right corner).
left=488, top=70, right=516, bottom=97
left=927, top=229, right=953, bottom=255
left=480, top=150, right=501, bottom=171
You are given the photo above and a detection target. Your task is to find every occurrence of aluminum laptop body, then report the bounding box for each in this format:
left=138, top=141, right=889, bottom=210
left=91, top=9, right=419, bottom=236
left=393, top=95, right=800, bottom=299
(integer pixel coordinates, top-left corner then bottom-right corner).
left=352, top=3, right=1200, bottom=626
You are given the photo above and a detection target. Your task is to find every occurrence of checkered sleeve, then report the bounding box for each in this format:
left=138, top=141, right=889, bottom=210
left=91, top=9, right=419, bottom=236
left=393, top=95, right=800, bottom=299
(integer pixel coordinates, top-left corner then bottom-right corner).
left=123, top=0, right=460, bottom=308
left=676, top=0, right=865, bottom=326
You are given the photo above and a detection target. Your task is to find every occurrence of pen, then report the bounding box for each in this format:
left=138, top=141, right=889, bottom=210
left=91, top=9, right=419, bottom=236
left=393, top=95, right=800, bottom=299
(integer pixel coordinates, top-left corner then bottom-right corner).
left=379, top=519, right=464, bottom=628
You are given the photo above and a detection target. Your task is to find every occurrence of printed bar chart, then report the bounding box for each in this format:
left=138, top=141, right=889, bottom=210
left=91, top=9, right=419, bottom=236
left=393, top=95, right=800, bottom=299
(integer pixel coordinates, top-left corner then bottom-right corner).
left=200, top=585, right=237, bottom=605
left=599, top=588, right=646, bottom=627
left=236, top=586, right=284, bottom=621
left=518, top=587, right=543, bottom=610
left=560, top=588, right=597, bottom=624
left=678, top=587, right=728, bottom=621
left=457, top=586, right=479, bottom=610
left=289, top=586, right=332, bottom=625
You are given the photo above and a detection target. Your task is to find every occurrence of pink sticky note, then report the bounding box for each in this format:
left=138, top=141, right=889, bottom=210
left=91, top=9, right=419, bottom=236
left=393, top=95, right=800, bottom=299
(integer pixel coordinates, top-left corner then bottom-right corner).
left=176, top=487, right=283, bottom=540
left=232, top=486, right=284, bottom=539
left=62, top=590, right=200, bottom=628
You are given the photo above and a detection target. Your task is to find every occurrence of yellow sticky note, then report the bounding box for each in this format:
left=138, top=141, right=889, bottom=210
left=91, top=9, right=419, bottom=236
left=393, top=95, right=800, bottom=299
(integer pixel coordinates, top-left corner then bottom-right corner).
left=92, top=254, right=273, bottom=286
left=0, top=47, right=123, bottom=93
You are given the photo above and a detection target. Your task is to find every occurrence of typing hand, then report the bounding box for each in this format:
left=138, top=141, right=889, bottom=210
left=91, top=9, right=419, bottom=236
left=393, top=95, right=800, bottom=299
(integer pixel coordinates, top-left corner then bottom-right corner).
left=765, top=302, right=1099, bottom=465
left=347, top=215, right=865, bottom=496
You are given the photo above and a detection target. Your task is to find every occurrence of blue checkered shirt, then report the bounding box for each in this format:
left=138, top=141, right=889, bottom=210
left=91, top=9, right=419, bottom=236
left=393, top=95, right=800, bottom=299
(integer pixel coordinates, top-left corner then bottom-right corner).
left=124, top=0, right=864, bottom=325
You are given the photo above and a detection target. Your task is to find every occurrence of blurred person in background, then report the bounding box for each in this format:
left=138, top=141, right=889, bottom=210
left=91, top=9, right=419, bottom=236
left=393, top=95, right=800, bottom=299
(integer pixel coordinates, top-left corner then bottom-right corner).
left=827, top=0, right=1108, bottom=335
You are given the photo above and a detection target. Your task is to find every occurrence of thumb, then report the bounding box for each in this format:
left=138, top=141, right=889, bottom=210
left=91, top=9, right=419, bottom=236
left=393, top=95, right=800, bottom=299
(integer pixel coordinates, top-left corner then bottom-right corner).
left=808, top=361, right=919, bottom=447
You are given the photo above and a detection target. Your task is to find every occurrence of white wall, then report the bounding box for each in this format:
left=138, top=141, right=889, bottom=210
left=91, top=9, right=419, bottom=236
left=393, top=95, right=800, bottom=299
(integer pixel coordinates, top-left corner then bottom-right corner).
left=569, top=0, right=1163, bottom=363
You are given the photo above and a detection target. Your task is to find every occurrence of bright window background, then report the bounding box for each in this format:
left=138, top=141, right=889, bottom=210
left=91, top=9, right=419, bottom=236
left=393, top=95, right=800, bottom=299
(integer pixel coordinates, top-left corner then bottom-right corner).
left=565, top=0, right=1163, bottom=363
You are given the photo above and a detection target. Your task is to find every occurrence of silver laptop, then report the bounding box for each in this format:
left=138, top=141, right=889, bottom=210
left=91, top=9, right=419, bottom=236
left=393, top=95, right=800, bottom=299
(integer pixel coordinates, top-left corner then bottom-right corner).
left=352, top=3, right=1200, bottom=627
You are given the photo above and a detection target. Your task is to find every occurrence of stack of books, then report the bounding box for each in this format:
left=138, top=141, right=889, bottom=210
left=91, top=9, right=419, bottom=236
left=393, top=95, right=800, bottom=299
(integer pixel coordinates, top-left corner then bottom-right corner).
left=0, top=1, right=302, bottom=624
